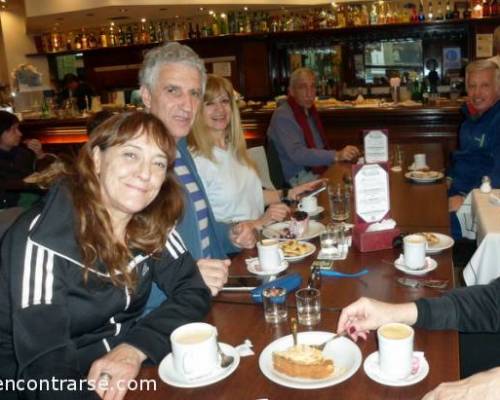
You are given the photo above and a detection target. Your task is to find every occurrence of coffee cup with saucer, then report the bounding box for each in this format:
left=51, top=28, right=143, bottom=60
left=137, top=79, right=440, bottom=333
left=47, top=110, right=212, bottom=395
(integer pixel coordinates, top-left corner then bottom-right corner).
left=363, top=351, right=429, bottom=387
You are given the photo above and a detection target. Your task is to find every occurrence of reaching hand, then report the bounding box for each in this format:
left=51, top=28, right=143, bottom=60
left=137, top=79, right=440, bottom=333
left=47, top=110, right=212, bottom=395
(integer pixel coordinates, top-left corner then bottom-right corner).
left=197, top=258, right=230, bottom=296
left=87, top=343, right=146, bottom=400
left=422, top=367, right=500, bottom=400
left=259, top=203, right=290, bottom=226
left=289, top=179, right=327, bottom=201
left=230, top=221, right=256, bottom=249
left=24, top=139, right=45, bottom=159
left=337, top=297, right=418, bottom=341
left=337, top=145, right=360, bottom=162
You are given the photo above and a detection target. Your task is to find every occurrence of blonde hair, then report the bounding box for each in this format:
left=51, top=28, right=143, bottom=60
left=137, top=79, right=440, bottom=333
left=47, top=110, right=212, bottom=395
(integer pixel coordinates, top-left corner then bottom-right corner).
left=466, top=59, right=500, bottom=92
left=189, top=74, right=256, bottom=171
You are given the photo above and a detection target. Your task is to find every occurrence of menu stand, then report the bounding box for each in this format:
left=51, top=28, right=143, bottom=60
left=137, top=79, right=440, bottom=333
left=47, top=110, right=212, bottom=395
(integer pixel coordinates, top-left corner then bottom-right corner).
left=352, top=163, right=400, bottom=252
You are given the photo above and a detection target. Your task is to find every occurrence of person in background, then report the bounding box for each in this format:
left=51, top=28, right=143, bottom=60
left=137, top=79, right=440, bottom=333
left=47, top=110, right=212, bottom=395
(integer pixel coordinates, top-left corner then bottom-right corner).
left=267, top=67, right=360, bottom=186
left=447, top=60, right=500, bottom=238
left=58, top=73, right=94, bottom=112
left=86, top=110, right=115, bottom=134
left=189, top=74, right=325, bottom=228
left=488, top=26, right=500, bottom=69
left=139, top=42, right=256, bottom=299
left=0, top=111, right=210, bottom=400
left=337, top=276, right=500, bottom=400
left=0, top=110, right=54, bottom=210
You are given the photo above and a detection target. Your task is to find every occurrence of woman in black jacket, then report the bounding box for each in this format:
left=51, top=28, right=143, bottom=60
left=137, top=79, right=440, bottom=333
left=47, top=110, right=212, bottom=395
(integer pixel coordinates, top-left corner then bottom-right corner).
left=0, top=111, right=211, bottom=400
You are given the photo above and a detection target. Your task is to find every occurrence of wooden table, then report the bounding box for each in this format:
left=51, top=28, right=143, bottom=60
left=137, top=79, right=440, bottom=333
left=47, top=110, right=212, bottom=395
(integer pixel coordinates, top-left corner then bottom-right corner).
left=127, top=158, right=459, bottom=400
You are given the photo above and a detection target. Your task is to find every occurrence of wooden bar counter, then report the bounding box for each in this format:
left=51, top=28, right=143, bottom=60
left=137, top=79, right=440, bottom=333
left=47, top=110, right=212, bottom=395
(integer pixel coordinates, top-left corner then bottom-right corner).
left=126, top=153, right=459, bottom=400
left=19, top=104, right=463, bottom=165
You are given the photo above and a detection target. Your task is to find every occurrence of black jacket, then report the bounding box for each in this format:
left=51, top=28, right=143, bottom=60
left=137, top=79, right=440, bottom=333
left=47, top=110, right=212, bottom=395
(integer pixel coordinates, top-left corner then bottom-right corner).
left=416, top=278, right=500, bottom=332
left=0, top=182, right=211, bottom=399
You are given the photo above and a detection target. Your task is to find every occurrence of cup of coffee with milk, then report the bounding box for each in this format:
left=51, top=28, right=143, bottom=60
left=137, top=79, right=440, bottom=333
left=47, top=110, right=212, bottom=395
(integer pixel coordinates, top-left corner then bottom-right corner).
left=170, top=322, right=219, bottom=380
left=298, top=196, right=318, bottom=214
left=377, top=322, right=414, bottom=379
left=403, top=234, right=426, bottom=270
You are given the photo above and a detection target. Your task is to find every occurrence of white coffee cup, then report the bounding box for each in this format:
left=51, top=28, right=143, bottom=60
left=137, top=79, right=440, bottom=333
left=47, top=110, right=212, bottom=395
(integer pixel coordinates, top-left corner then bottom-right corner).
left=403, top=234, right=427, bottom=269
left=170, top=322, right=219, bottom=380
left=413, top=153, right=427, bottom=170
left=298, top=196, right=318, bottom=213
left=377, top=322, right=414, bottom=379
left=257, top=239, right=284, bottom=271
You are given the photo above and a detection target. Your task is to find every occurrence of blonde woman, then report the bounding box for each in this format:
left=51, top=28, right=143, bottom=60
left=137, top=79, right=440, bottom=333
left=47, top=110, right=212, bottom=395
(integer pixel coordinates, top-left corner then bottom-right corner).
left=189, top=74, right=323, bottom=229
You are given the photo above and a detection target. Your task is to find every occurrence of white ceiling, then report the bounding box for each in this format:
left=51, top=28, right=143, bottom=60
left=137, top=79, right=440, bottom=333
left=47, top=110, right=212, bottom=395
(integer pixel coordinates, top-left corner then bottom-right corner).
left=21, top=1, right=332, bottom=34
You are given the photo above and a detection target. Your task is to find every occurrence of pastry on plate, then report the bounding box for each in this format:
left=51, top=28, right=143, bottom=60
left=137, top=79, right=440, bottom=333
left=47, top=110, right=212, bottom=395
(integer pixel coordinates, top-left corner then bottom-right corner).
left=272, top=344, right=334, bottom=379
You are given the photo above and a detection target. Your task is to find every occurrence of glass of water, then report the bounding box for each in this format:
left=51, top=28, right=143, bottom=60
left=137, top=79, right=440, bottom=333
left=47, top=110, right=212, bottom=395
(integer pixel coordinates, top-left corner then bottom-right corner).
left=262, top=287, right=288, bottom=324
left=329, top=184, right=350, bottom=222
left=295, top=288, right=321, bottom=326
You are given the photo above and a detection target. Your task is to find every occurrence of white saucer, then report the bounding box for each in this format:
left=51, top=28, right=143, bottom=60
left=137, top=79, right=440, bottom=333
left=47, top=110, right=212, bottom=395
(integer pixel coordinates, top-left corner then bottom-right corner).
left=158, top=343, right=240, bottom=388
left=305, top=206, right=325, bottom=217
left=246, top=259, right=289, bottom=276
left=363, top=351, right=429, bottom=387
left=394, top=255, right=437, bottom=276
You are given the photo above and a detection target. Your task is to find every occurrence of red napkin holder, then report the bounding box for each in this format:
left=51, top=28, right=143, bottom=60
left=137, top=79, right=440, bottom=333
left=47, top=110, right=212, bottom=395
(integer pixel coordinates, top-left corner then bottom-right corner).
left=352, top=163, right=400, bottom=252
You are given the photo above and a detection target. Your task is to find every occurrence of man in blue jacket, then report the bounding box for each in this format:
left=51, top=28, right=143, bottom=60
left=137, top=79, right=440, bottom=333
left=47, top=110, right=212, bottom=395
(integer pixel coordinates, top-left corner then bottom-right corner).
left=448, top=60, right=500, bottom=238
left=139, top=43, right=256, bottom=305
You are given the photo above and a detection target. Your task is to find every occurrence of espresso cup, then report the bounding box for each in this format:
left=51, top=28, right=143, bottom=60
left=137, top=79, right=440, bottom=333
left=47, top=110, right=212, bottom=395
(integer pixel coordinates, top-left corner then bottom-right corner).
left=377, top=323, right=414, bottom=379
left=298, top=196, right=318, bottom=214
left=257, top=239, right=284, bottom=271
left=403, top=234, right=426, bottom=269
left=413, top=153, right=427, bottom=170
left=170, top=322, right=219, bottom=380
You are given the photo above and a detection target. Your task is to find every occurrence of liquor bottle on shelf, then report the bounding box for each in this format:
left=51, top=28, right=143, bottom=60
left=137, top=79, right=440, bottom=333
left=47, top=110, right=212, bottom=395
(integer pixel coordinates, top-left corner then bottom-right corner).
left=482, top=0, right=491, bottom=15
left=228, top=11, right=237, bottom=34
left=436, top=0, right=444, bottom=19
left=418, top=0, right=426, bottom=21
left=109, top=24, right=117, bottom=47
left=80, top=28, right=88, bottom=50
left=491, top=0, right=498, bottom=15
left=148, top=21, right=156, bottom=43
left=428, top=1, right=434, bottom=19
left=463, top=1, right=472, bottom=18
left=66, top=31, right=74, bottom=50
left=125, top=25, right=133, bottom=45
left=188, top=21, right=195, bottom=39
left=370, top=4, right=378, bottom=24
left=220, top=13, right=229, bottom=34
left=139, top=19, right=149, bottom=43
left=99, top=27, right=108, bottom=48
left=88, top=32, right=98, bottom=48
left=195, top=23, right=201, bottom=39
left=445, top=0, right=455, bottom=18
left=471, top=0, right=483, bottom=17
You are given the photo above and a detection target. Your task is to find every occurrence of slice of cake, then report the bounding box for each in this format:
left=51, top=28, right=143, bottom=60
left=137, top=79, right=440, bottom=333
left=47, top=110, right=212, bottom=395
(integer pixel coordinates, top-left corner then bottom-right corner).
left=272, top=344, right=334, bottom=379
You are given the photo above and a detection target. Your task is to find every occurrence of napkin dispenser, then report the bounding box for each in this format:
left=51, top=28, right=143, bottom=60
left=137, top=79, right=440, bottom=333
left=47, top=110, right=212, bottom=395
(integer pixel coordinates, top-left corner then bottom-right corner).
left=352, top=163, right=400, bottom=252
left=250, top=273, right=302, bottom=303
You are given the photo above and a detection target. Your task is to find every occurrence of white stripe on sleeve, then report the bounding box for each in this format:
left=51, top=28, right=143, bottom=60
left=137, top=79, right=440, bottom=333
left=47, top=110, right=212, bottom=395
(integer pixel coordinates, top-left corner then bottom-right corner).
left=44, top=251, right=55, bottom=305
left=21, top=239, right=34, bottom=309
left=32, top=247, right=45, bottom=305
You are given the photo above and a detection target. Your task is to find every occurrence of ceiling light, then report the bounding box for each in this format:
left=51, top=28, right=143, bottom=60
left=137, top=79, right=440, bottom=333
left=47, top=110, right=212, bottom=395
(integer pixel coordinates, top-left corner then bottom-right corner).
left=141, top=18, right=146, bottom=23
left=244, top=7, right=248, bottom=11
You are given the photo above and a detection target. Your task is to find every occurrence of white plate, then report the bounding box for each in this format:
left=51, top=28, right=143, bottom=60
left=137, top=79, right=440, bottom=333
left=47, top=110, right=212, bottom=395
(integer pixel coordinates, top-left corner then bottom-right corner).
left=405, top=171, right=444, bottom=183
left=246, top=259, right=289, bottom=276
left=280, top=241, right=316, bottom=262
left=363, top=351, right=429, bottom=387
left=394, top=255, right=438, bottom=276
left=259, top=331, right=362, bottom=389
left=416, top=232, right=455, bottom=254
left=305, top=206, right=325, bottom=217
left=158, top=343, right=240, bottom=388
left=263, top=221, right=326, bottom=241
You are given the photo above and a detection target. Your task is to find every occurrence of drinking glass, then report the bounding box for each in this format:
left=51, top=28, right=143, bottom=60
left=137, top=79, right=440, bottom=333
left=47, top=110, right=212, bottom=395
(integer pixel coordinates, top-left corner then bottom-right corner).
left=262, top=287, right=288, bottom=324
left=295, top=288, right=321, bottom=326
left=328, top=184, right=350, bottom=222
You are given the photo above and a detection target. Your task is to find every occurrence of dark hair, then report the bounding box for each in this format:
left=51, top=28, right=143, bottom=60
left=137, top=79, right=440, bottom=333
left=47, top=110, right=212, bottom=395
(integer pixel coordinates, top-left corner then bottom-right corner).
left=29, top=111, right=184, bottom=289
left=63, top=73, right=79, bottom=86
left=86, top=110, right=115, bottom=134
left=0, top=110, right=19, bottom=136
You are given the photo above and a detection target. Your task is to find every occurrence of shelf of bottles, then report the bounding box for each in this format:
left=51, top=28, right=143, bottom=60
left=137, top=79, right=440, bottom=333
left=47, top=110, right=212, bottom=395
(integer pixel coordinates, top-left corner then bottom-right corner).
left=36, top=0, right=499, bottom=55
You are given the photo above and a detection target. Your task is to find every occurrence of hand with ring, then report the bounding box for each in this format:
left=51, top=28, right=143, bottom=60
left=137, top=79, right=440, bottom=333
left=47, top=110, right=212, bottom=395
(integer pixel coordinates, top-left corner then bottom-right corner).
left=88, top=343, right=146, bottom=399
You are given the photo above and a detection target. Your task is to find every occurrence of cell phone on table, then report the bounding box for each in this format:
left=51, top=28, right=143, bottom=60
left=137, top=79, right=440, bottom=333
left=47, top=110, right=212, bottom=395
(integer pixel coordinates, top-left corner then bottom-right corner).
left=297, top=182, right=327, bottom=200
left=222, top=275, right=262, bottom=292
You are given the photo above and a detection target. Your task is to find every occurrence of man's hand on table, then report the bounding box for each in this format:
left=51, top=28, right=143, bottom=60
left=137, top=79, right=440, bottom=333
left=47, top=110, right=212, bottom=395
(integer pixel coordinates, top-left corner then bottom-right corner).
left=448, top=195, right=465, bottom=212
left=197, top=258, right=230, bottom=296
left=422, top=367, right=500, bottom=400
left=336, top=145, right=361, bottom=162
left=336, top=297, right=418, bottom=341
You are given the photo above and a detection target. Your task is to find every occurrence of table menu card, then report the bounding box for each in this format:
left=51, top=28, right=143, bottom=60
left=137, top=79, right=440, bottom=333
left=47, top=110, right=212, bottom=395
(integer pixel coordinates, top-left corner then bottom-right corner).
left=363, top=129, right=388, bottom=164
left=353, top=163, right=390, bottom=223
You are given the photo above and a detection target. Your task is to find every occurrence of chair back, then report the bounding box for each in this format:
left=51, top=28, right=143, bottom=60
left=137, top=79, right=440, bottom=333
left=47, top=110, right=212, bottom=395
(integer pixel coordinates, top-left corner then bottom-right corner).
left=247, top=146, right=276, bottom=190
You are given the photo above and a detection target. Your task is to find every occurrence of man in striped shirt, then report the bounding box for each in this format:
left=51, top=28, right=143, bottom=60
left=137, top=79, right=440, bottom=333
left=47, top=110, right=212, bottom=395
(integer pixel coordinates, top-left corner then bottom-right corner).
left=140, top=42, right=256, bottom=302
